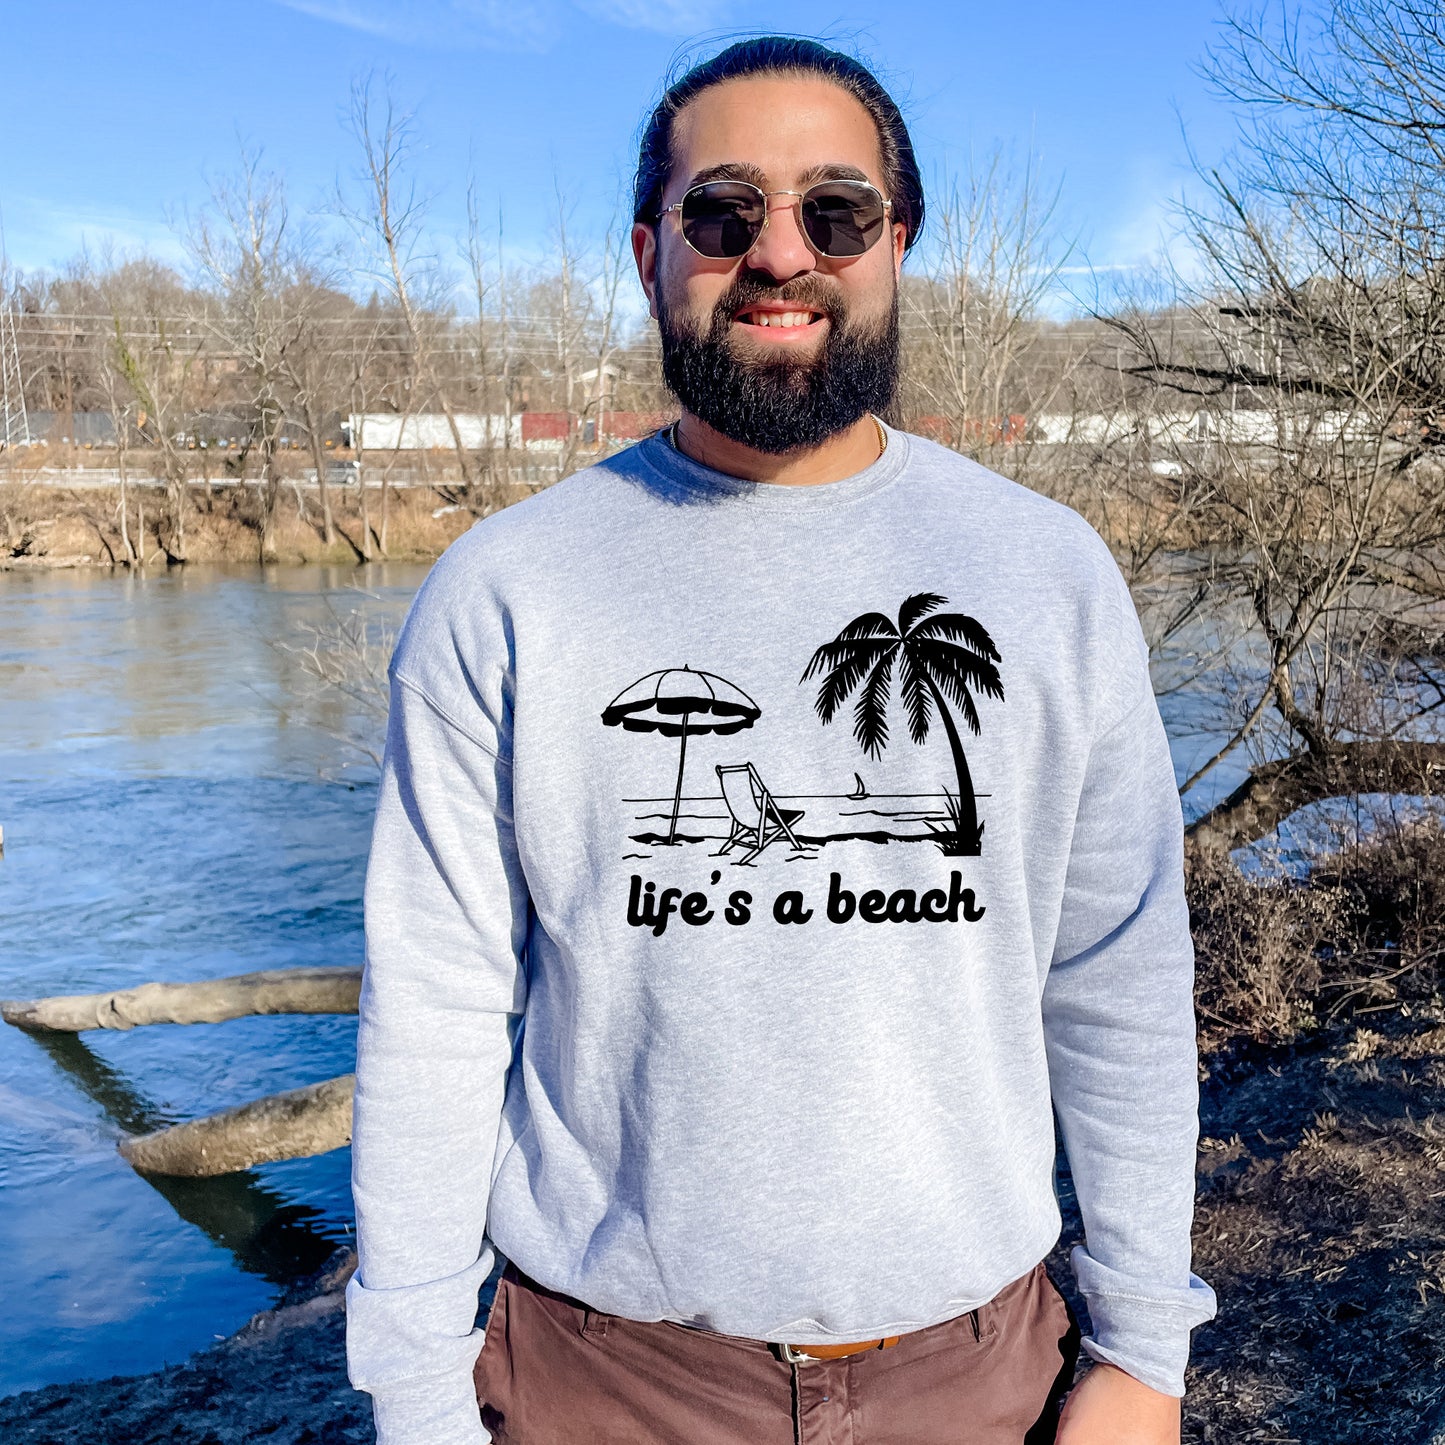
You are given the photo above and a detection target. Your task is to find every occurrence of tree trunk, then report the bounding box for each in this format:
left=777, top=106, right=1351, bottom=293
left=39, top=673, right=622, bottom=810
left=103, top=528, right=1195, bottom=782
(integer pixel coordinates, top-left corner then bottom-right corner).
left=153, top=437, right=188, bottom=565
left=1186, top=740, right=1445, bottom=853
left=167, top=466, right=187, bottom=563
left=116, top=436, right=135, bottom=566
left=924, top=672, right=983, bottom=854
left=259, top=423, right=281, bottom=563
left=306, top=418, right=336, bottom=546
left=356, top=453, right=374, bottom=561
left=1, top=965, right=362, bottom=1033
left=120, top=1073, right=354, bottom=1177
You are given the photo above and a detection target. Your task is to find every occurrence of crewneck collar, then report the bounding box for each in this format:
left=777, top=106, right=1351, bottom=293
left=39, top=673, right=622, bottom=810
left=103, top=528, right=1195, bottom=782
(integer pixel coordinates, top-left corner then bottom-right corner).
left=633, top=418, right=910, bottom=511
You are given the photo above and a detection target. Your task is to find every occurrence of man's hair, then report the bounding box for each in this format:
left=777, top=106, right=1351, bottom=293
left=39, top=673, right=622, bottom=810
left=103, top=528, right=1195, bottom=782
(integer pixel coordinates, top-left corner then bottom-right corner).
left=633, top=37, right=925, bottom=252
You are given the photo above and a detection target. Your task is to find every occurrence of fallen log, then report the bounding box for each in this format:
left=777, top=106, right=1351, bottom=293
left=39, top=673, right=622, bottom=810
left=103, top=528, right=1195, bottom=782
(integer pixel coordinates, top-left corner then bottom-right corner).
left=1186, top=740, right=1445, bottom=854
left=120, top=1074, right=355, bottom=1177
left=1, top=965, right=362, bottom=1033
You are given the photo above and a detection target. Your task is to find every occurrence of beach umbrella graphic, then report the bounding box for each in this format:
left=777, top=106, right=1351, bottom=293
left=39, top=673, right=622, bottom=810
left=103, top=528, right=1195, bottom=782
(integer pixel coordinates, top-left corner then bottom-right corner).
left=602, top=666, right=761, bottom=844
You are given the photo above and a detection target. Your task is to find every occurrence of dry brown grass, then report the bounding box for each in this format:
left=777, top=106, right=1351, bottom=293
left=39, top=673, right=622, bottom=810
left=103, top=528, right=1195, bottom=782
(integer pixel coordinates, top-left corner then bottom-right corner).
left=1044, top=996, right=1445, bottom=1443
left=1183, top=1007, right=1445, bottom=1441
left=0, top=481, right=484, bottom=568
left=1048, top=822, right=1445, bottom=1442
left=1189, top=818, right=1445, bottom=1055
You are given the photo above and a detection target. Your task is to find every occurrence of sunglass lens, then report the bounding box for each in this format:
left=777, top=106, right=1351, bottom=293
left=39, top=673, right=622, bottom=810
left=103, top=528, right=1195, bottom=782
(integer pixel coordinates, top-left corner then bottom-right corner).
left=802, top=183, right=886, bottom=257
left=680, top=183, right=765, bottom=258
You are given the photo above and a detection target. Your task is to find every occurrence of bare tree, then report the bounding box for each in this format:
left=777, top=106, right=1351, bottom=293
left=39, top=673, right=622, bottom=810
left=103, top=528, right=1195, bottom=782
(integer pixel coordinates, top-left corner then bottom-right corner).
left=463, top=182, right=521, bottom=495
left=90, top=265, right=139, bottom=566
left=343, top=307, right=391, bottom=560
left=279, top=272, right=377, bottom=560
left=188, top=151, right=299, bottom=561
left=1198, top=0, right=1445, bottom=460
left=901, top=150, right=1079, bottom=475
left=97, top=261, right=202, bottom=563
left=1105, top=0, right=1445, bottom=850
left=343, top=75, right=489, bottom=512
left=274, top=589, right=401, bottom=772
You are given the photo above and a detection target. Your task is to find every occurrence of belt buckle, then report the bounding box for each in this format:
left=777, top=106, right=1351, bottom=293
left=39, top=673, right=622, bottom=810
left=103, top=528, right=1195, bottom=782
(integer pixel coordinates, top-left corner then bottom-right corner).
left=778, top=1343, right=822, bottom=1365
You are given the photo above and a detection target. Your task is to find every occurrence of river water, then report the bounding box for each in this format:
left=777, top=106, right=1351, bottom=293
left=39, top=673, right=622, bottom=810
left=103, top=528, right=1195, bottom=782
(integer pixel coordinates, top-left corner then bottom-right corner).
left=0, top=565, right=426, bottom=1398
left=0, top=562, right=1247, bottom=1400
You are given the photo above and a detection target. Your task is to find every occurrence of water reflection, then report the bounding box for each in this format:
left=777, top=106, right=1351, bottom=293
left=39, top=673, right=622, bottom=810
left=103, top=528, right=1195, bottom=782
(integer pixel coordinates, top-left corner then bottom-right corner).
left=0, top=562, right=426, bottom=782
left=0, top=565, right=403, bottom=1394
left=33, top=1031, right=341, bottom=1286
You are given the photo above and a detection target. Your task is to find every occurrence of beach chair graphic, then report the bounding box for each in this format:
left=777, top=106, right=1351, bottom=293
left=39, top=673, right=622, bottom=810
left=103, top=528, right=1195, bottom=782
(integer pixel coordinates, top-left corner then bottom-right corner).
left=714, top=763, right=805, bottom=865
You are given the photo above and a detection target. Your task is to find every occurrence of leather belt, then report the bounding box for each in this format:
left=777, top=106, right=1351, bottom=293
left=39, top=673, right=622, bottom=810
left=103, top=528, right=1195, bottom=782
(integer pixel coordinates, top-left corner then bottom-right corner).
left=776, top=1336, right=901, bottom=1364
left=506, top=1261, right=909, bottom=1367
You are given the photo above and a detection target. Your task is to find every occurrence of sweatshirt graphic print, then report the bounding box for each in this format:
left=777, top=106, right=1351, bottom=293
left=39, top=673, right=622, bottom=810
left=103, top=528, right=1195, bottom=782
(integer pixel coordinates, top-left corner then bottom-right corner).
left=345, top=426, right=1219, bottom=1445
left=606, top=588, right=1000, bottom=935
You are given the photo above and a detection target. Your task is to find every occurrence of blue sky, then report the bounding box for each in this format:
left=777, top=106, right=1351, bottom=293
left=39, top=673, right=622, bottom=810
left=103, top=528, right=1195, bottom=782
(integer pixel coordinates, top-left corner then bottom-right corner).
left=3, top=0, right=1239, bottom=304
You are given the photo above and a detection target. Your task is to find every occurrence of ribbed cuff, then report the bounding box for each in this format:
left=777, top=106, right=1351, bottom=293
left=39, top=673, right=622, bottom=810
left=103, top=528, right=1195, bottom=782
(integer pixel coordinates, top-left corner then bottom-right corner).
left=1071, top=1247, right=1218, bottom=1396
left=367, top=1369, right=491, bottom=1445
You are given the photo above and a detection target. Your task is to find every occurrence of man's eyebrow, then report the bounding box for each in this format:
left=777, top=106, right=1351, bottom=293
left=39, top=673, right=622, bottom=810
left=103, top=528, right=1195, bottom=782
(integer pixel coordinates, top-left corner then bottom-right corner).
left=796, top=163, right=874, bottom=187
left=683, top=161, right=768, bottom=189
left=679, top=161, right=877, bottom=192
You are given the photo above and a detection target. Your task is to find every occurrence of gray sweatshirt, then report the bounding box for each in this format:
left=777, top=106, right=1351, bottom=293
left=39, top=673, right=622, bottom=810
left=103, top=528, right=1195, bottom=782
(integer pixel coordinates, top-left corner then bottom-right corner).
left=345, top=424, right=1218, bottom=1443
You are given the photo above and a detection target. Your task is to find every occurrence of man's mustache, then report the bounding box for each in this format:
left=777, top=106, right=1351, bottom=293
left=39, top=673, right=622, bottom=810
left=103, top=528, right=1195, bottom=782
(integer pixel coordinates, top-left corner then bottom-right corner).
left=708, top=275, right=847, bottom=332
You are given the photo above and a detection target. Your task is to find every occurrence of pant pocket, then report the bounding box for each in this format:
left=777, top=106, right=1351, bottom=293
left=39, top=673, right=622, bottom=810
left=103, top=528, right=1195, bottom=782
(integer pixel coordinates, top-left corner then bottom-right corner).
left=474, top=1277, right=512, bottom=1435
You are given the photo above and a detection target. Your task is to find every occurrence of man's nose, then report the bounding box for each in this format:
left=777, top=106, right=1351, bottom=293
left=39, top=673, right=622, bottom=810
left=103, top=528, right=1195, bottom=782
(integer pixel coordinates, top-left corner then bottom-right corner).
left=744, top=194, right=816, bottom=283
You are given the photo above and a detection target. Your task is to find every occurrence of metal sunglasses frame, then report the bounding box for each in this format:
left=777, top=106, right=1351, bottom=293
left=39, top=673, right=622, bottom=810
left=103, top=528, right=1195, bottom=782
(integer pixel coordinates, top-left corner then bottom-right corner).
left=659, top=178, right=894, bottom=260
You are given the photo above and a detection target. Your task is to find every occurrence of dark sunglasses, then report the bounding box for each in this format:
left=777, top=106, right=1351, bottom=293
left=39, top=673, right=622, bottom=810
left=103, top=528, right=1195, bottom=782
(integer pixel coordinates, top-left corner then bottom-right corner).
left=661, top=178, right=893, bottom=260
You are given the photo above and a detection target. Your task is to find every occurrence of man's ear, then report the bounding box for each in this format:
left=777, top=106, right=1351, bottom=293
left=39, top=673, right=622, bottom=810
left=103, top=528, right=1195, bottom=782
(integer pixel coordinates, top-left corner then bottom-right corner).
left=890, top=220, right=907, bottom=280
left=632, top=221, right=659, bottom=320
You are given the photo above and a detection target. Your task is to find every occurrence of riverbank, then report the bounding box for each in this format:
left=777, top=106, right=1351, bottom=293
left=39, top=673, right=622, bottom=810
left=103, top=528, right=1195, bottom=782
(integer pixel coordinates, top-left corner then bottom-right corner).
left=0, top=442, right=1198, bottom=571
left=0, top=1250, right=369, bottom=1444
left=0, top=479, right=482, bottom=570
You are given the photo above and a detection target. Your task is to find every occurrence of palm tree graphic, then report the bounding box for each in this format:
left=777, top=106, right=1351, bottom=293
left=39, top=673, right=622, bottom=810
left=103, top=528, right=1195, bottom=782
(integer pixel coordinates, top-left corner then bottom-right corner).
left=801, top=592, right=1004, bottom=856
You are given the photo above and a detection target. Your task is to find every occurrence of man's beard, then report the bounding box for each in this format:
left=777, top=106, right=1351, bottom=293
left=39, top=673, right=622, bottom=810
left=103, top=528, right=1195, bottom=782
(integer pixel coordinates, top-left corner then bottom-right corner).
left=656, top=274, right=900, bottom=455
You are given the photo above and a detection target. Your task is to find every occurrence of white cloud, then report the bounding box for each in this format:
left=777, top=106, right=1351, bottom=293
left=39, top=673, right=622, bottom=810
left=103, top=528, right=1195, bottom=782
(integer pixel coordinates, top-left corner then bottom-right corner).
left=269, top=0, right=721, bottom=47
left=272, top=0, right=560, bottom=48
left=3, top=198, right=187, bottom=277
left=1043, top=177, right=1211, bottom=317
left=572, top=0, right=724, bottom=32
left=272, top=0, right=396, bottom=39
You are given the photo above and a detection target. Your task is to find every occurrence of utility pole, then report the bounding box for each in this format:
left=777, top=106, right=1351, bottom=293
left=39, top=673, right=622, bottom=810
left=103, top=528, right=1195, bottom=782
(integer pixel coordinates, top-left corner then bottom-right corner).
left=0, top=208, right=31, bottom=450
left=0, top=301, right=29, bottom=450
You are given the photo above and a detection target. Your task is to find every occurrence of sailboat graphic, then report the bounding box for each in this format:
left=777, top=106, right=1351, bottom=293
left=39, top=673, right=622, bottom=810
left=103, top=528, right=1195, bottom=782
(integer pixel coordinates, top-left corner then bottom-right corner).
left=847, top=773, right=868, bottom=800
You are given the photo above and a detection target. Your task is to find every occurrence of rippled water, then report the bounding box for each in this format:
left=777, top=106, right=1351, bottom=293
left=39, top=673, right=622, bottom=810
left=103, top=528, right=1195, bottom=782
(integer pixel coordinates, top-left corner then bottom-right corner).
left=0, top=564, right=426, bottom=1398
left=0, top=561, right=1251, bottom=1400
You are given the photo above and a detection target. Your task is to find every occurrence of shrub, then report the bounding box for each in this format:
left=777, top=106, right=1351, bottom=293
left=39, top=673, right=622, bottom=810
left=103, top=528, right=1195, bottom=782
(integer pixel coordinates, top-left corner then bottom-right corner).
left=1188, top=813, right=1445, bottom=1051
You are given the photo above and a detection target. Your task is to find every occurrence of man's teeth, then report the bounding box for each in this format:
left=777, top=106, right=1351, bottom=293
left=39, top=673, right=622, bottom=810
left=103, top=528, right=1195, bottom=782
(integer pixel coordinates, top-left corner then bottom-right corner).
left=743, top=311, right=817, bottom=327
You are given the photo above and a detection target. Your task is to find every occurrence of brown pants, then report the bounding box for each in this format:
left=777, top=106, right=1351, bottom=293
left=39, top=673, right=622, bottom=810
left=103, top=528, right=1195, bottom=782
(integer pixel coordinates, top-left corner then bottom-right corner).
left=473, top=1261, right=1081, bottom=1444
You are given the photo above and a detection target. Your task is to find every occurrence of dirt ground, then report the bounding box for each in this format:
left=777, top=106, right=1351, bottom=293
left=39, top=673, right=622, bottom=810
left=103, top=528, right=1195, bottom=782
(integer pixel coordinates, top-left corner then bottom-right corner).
left=2, top=1006, right=1442, bottom=1443
left=1041, top=1007, right=1445, bottom=1445
left=1178, top=1003, right=1445, bottom=1443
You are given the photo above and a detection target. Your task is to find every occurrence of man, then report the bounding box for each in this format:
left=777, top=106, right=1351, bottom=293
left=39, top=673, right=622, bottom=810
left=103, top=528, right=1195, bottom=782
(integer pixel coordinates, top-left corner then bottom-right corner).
left=346, top=36, right=1217, bottom=1445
